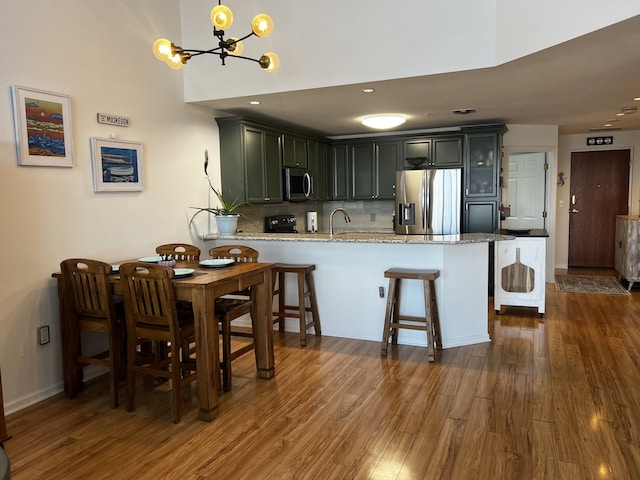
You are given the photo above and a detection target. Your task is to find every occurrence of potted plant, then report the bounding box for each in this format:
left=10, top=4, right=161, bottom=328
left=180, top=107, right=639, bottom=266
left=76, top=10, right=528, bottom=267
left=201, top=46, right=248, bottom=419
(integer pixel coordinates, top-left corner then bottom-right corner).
left=189, top=153, right=246, bottom=235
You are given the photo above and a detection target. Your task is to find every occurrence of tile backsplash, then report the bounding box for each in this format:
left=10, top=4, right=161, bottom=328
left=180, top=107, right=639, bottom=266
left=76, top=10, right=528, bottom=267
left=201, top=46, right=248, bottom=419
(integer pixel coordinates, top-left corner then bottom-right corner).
left=236, top=200, right=395, bottom=234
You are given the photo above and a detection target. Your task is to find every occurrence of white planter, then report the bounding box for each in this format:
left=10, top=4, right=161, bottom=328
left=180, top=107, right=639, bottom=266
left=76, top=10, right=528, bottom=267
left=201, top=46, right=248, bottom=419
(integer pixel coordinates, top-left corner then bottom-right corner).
left=215, top=215, right=239, bottom=235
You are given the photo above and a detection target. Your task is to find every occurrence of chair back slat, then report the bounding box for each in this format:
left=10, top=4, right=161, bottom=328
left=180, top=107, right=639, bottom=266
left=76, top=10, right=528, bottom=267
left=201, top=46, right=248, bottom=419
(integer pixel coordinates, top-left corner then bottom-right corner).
left=209, top=245, right=259, bottom=263
left=120, top=262, right=178, bottom=334
left=156, top=243, right=201, bottom=262
left=61, top=259, right=114, bottom=321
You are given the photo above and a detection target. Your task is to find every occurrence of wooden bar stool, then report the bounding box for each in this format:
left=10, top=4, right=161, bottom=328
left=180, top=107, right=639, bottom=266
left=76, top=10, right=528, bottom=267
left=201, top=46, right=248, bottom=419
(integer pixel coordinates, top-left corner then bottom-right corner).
left=381, top=268, right=442, bottom=361
left=272, top=263, right=321, bottom=346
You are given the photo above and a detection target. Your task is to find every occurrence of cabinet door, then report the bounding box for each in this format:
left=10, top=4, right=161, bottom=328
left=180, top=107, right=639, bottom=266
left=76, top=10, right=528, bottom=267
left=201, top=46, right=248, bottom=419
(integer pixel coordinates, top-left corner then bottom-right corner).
left=403, top=138, right=432, bottom=169
left=376, top=141, right=400, bottom=199
left=432, top=135, right=463, bottom=167
left=282, top=134, right=308, bottom=168
left=351, top=143, right=375, bottom=200
left=244, top=127, right=267, bottom=203
left=308, top=140, right=328, bottom=200
left=465, top=132, right=498, bottom=197
left=464, top=201, right=498, bottom=233
left=331, top=145, right=349, bottom=200
left=263, top=130, right=283, bottom=203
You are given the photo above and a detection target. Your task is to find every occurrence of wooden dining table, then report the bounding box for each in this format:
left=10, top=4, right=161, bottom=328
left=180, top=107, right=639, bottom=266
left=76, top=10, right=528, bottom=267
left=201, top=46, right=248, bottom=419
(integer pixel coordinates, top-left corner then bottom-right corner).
left=53, top=259, right=276, bottom=421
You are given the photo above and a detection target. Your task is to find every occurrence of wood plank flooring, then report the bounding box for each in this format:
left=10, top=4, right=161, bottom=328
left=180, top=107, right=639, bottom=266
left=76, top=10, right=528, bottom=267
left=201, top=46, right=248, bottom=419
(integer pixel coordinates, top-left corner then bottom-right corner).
left=5, top=271, right=640, bottom=479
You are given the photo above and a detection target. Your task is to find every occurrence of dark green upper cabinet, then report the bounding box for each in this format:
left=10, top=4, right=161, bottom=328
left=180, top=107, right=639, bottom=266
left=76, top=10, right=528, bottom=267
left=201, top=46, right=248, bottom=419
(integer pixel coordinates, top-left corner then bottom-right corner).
left=351, top=143, right=376, bottom=200
left=375, top=141, right=400, bottom=199
left=432, top=135, right=463, bottom=167
left=402, top=138, right=431, bottom=169
left=465, top=132, right=499, bottom=198
left=217, top=118, right=283, bottom=205
left=282, top=133, right=308, bottom=168
left=331, top=144, right=349, bottom=200
left=307, top=139, right=329, bottom=200
left=401, top=135, right=463, bottom=169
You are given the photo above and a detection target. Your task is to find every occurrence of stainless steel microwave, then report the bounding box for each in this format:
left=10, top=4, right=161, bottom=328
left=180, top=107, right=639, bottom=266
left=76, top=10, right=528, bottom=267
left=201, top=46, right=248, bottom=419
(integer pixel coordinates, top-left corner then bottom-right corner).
left=283, top=167, right=312, bottom=201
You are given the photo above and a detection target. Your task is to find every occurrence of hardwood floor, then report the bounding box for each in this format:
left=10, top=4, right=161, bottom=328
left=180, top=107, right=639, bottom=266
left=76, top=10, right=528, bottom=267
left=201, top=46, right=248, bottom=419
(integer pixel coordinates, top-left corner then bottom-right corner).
left=5, top=274, right=640, bottom=479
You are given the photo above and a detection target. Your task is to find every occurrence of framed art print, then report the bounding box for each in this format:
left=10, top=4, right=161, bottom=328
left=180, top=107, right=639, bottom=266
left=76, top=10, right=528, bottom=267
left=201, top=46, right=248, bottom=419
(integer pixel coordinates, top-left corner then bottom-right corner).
left=90, top=137, right=144, bottom=192
left=11, top=85, right=74, bottom=167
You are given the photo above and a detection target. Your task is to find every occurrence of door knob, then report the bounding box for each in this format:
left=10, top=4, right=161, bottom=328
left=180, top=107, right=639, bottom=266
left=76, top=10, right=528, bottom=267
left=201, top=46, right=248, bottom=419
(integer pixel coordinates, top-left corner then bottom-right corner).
left=570, top=208, right=579, bottom=213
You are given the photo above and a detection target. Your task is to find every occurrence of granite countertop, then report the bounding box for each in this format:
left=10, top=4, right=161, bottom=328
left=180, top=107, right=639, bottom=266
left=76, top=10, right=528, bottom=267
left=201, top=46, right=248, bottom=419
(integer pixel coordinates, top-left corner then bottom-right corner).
left=204, top=231, right=515, bottom=244
left=498, top=228, right=549, bottom=238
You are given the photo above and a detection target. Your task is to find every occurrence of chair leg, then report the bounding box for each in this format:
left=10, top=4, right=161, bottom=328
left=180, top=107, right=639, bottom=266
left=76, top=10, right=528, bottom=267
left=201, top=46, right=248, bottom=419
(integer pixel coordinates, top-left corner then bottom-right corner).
left=277, top=272, right=286, bottom=332
left=391, top=279, right=401, bottom=346
left=171, top=343, right=182, bottom=424
left=306, top=272, right=321, bottom=337
left=108, top=328, right=120, bottom=409
left=222, top=316, right=232, bottom=392
left=381, top=278, right=397, bottom=356
left=423, top=280, right=435, bottom=362
left=126, top=335, right=137, bottom=413
left=430, top=281, right=442, bottom=350
left=297, top=273, right=308, bottom=346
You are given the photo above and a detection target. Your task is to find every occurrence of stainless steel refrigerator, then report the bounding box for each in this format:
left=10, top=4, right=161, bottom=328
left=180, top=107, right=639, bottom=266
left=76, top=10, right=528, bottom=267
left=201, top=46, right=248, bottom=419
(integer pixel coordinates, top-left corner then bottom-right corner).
left=395, top=168, right=462, bottom=235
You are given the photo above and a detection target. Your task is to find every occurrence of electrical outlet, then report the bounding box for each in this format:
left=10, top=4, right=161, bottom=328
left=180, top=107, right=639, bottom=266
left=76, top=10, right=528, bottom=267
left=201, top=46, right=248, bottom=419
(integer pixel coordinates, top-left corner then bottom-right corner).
left=379, top=286, right=385, bottom=298
left=38, top=325, right=50, bottom=345
left=370, top=213, right=376, bottom=222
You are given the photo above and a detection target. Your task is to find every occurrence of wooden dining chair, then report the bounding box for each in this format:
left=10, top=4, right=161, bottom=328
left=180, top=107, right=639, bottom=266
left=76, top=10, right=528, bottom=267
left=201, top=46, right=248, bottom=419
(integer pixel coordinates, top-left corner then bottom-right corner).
left=59, top=258, right=124, bottom=409
left=119, top=262, right=197, bottom=423
left=209, top=245, right=259, bottom=391
left=155, top=243, right=201, bottom=262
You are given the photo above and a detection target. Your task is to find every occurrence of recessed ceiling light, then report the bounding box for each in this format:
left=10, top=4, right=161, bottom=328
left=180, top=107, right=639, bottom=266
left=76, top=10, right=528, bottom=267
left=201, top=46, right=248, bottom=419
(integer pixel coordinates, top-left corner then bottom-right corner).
left=604, top=123, right=613, bottom=127
left=361, top=114, right=406, bottom=129
left=361, top=88, right=375, bottom=93
left=616, top=113, right=625, bottom=117
left=621, top=105, right=638, bottom=114
left=452, top=108, right=476, bottom=115
left=634, top=97, right=640, bottom=101
left=249, top=100, right=261, bottom=105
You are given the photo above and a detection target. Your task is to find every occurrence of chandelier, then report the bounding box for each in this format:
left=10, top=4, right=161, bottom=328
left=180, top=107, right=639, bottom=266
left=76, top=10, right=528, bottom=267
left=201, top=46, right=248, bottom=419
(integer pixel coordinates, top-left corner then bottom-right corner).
left=153, top=1, right=279, bottom=72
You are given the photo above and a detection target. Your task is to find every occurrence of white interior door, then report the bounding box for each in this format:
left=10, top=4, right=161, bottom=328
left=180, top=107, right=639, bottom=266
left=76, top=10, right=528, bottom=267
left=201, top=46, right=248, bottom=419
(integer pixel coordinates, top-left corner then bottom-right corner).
left=504, top=152, right=547, bottom=230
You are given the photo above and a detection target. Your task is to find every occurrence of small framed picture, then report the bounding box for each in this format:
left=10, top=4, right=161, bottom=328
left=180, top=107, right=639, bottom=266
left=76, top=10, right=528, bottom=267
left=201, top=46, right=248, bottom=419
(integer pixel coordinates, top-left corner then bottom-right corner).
left=90, top=137, right=144, bottom=192
left=11, top=85, right=74, bottom=167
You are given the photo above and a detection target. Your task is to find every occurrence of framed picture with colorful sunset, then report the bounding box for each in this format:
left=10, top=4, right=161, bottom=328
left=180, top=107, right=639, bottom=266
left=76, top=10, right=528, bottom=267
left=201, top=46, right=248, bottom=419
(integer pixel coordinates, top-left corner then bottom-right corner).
left=11, top=85, right=74, bottom=167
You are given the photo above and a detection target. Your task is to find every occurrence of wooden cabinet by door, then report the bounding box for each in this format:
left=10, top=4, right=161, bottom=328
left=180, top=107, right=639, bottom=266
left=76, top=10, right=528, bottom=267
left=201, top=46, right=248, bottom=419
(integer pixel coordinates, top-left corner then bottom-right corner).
left=217, top=118, right=283, bottom=205
left=615, top=215, right=640, bottom=289
left=0, top=367, right=9, bottom=446
left=282, top=133, right=308, bottom=168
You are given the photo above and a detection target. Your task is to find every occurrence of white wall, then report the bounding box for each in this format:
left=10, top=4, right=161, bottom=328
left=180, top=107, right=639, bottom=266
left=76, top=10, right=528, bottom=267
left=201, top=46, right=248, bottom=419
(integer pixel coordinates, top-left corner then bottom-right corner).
left=181, top=0, right=640, bottom=103
left=0, top=0, right=219, bottom=413
left=556, top=131, right=640, bottom=268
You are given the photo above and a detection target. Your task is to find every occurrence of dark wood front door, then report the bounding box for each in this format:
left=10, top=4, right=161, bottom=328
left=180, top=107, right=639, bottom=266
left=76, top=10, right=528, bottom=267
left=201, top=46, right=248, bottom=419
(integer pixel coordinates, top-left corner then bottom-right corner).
left=568, top=149, right=630, bottom=268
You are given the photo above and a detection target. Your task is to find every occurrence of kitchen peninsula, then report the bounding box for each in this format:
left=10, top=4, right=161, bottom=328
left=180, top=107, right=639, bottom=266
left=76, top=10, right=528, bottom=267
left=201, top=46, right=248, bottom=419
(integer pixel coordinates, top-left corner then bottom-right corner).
left=206, top=232, right=512, bottom=349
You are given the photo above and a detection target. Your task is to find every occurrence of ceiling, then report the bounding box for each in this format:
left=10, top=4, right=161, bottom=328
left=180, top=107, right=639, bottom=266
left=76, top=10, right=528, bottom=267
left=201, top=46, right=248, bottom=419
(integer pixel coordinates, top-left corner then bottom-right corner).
left=196, top=15, right=640, bottom=138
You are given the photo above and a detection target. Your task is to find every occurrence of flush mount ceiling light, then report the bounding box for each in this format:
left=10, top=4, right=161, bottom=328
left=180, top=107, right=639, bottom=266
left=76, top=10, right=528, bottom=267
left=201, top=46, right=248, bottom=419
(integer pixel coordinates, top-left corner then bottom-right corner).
left=361, top=88, right=375, bottom=94
left=153, top=1, right=279, bottom=72
left=361, top=114, right=406, bottom=129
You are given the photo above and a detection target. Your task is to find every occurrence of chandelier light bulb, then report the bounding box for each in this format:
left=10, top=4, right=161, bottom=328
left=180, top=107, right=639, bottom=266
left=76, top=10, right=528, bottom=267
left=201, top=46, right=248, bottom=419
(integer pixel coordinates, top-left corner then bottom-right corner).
left=252, top=14, right=274, bottom=37
left=153, top=38, right=172, bottom=60
left=166, top=53, right=184, bottom=70
left=211, top=5, right=233, bottom=30
left=227, top=38, right=244, bottom=56
left=259, top=52, right=279, bottom=72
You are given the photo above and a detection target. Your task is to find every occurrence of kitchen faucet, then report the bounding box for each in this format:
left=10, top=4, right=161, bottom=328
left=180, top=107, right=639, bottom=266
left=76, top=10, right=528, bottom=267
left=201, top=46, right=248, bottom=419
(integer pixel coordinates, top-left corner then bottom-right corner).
left=329, top=208, right=352, bottom=235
